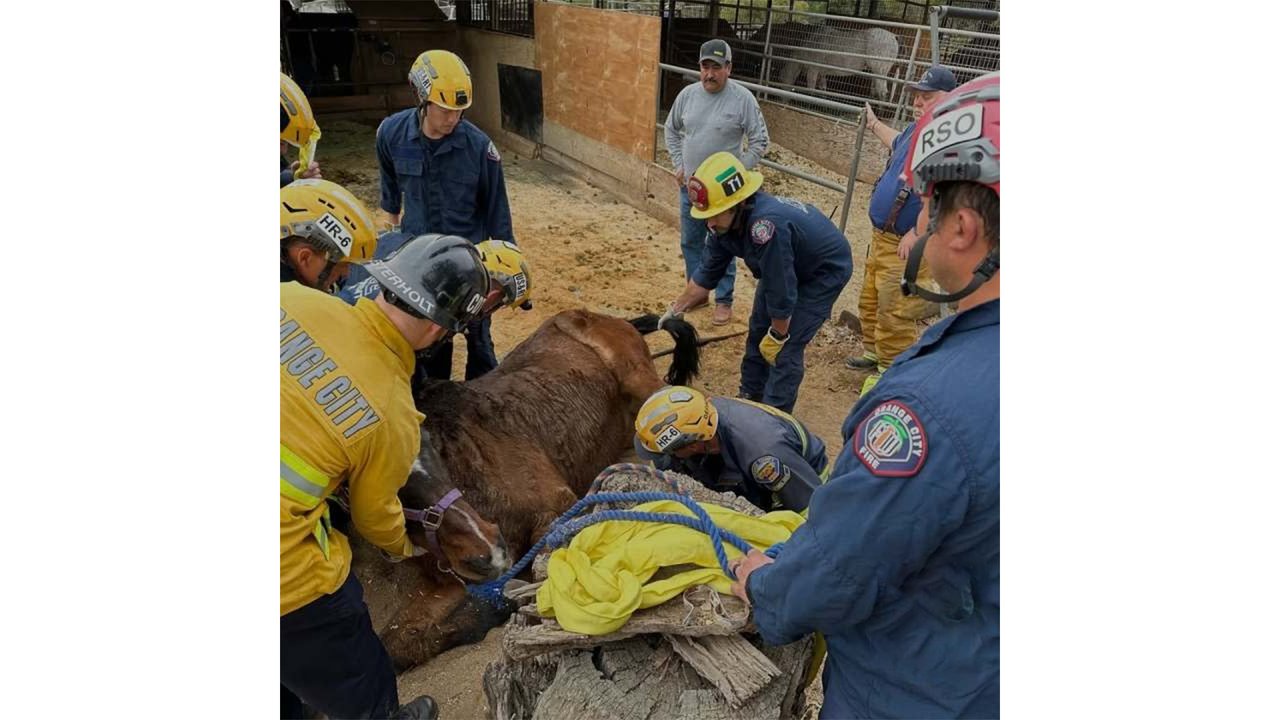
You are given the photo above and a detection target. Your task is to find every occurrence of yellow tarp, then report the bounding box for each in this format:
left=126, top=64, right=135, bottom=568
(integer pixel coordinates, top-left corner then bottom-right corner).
left=535, top=500, right=804, bottom=635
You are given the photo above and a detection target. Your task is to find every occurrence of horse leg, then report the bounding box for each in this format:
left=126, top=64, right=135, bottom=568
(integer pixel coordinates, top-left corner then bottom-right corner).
left=869, top=59, right=893, bottom=102
left=379, top=579, right=513, bottom=673
left=871, top=61, right=890, bottom=101
left=529, top=483, right=581, bottom=545
left=780, top=61, right=799, bottom=88
left=555, top=312, right=665, bottom=408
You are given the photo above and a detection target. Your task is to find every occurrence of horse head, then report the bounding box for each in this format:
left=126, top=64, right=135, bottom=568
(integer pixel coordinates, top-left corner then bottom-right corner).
left=398, top=429, right=510, bottom=582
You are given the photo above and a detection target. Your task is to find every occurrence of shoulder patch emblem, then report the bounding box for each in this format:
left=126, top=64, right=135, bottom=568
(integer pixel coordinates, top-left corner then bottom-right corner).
left=854, top=400, right=928, bottom=477
left=751, top=219, right=775, bottom=245
left=486, top=141, right=501, bottom=162
left=750, top=455, right=792, bottom=491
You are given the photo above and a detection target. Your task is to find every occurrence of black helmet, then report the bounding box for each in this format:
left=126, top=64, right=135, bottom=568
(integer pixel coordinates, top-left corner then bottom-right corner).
left=365, top=234, right=491, bottom=332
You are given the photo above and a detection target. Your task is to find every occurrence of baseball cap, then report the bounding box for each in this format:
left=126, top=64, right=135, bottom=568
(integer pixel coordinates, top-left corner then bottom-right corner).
left=699, top=39, right=732, bottom=65
left=908, top=65, right=957, bottom=93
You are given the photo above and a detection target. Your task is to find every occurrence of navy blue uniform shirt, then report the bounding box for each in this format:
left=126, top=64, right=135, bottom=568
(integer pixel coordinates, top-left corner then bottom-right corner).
left=747, top=299, right=1000, bottom=719
left=867, top=120, right=923, bottom=236
left=376, top=109, right=515, bottom=244
left=692, top=193, right=853, bottom=319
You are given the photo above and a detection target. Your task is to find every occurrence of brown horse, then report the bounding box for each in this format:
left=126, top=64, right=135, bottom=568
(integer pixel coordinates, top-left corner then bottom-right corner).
left=376, top=310, right=699, bottom=671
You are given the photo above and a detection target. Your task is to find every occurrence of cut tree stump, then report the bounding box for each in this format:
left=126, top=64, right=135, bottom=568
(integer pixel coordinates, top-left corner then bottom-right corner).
left=484, top=635, right=813, bottom=720
left=481, top=469, right=815, bottom=719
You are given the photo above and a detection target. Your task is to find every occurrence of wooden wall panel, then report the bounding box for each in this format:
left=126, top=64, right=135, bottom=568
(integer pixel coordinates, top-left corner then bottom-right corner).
left=534, top=4, right=660, bottom=163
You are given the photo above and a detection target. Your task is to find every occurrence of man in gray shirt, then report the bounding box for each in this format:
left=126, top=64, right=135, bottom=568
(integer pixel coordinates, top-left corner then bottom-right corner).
left=665, top=39, right=770, bottom=326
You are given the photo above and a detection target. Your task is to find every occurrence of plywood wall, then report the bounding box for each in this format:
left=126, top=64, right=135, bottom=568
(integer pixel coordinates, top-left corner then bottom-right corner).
left=534, top=3, right=660, bottom=163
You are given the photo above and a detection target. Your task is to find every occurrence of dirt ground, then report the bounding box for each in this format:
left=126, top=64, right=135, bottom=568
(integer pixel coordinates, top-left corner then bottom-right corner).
left=314, top=118, right=909, bottom=718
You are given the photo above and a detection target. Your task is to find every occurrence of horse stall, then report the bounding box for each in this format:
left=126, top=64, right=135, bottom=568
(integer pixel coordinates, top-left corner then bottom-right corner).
left=281, top=0, right=457, bottom=119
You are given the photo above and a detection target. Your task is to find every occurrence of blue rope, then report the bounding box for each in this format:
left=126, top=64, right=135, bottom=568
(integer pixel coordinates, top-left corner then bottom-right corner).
left=466, top=464, right=787, bottom=607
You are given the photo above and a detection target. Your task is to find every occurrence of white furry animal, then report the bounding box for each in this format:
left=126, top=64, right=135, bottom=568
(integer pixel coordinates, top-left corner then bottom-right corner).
left=778, top=25, right=899, bottom=100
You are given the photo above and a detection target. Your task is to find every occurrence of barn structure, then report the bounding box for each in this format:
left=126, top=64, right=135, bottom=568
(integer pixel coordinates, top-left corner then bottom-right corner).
left=280, top=0, right=998, bottom=224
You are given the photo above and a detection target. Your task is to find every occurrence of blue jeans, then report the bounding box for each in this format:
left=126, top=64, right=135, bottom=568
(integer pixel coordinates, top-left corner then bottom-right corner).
left=740, top=287, right=838, bottom=414
left=280, top=571, right=399, bottom=719
left=680, top=187, right=736, bottom=305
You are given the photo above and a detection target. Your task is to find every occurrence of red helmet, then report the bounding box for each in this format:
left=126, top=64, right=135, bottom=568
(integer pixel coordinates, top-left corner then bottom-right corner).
left=904, top=72, right=1000, bottom=198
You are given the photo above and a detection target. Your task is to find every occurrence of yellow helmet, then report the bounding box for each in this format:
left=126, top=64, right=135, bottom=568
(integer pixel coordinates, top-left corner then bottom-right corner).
left=687, top=151, right=763, bottom=220
left=280, top=72, right=320, bottom=148
left=635, top=386, right=719, bottom=454
left=280, top=179, right=378, bottom=264
left=477, top=240, right=532, bottom=308
left=409, top=50, right=473, bottom=110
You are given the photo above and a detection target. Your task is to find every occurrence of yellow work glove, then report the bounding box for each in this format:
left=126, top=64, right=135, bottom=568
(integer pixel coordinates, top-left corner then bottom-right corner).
left=294, top=130, right=321, bottom=180
left=759, top=327, right=789, bottom=366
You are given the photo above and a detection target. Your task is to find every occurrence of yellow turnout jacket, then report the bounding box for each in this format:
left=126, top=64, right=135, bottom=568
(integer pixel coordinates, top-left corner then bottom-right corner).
left=279, top=282, right=424, bottom=615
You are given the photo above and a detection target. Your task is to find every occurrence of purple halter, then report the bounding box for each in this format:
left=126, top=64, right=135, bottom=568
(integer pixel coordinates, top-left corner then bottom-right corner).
left=403, top=488, right=462, bottom=569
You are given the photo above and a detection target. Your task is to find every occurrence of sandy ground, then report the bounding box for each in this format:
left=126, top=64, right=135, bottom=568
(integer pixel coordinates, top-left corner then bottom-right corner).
left=311, top=118, right=923, bottom=718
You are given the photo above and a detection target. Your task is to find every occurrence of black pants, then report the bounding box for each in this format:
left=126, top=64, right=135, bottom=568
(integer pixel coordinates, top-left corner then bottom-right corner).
left=280, top=572, right=398, bottom=719
left=422, top=315, right=498, bottom=381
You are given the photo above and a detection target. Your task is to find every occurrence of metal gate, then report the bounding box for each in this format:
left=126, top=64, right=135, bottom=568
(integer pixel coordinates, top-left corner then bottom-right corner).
left=653, top=1, right=998, bottom=127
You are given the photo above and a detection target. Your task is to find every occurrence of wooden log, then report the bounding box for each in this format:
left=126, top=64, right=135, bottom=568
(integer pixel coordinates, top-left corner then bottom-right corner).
left=503, top=585, right=749, bottom=661
left=666, top=633, right=781, bottom=709
left=674, top=638, right=813, bottom=720
left=490, top=635, right=814, bottom=720
left=527, top=640, right=699, bottom=720
left=483, top=652, right=559, bottom=720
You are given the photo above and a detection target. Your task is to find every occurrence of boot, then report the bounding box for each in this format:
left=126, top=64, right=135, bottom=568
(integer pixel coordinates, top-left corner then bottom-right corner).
left=845, top=353, right=878, bottom=371
left=711, top=303, right=733, bottom=326
left=391, top=695, right=439, bottom=720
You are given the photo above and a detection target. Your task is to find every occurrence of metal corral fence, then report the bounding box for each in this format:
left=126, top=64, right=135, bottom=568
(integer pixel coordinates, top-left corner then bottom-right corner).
left=657, top=63, right=869, bottom=233
left=656, top=1, right=998, bottom=129
left=456, top=0, right=536, bottom=36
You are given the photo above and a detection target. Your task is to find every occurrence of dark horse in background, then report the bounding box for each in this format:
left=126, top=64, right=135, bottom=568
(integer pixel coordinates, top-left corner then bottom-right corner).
left=346, top=310, right=700, bottom=671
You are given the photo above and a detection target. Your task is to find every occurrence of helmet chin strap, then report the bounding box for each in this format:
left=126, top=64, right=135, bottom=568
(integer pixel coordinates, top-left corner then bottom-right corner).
left=316, top=258, right=339, bottom=294
left=900, top=196, right=1000, bottom=304
left=723, top=197, right=753, bottom=235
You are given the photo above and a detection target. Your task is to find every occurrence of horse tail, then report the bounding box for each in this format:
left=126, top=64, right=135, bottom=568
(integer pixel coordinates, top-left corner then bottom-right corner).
left=629, top=314, right=700, bottom=386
